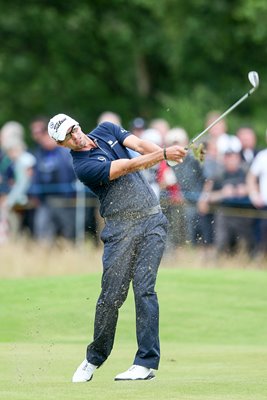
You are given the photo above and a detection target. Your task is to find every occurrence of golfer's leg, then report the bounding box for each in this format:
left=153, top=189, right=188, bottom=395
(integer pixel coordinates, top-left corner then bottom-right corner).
left=86, top=222, right=136, bottom=366
left=132, top=214, right=167, bottom=370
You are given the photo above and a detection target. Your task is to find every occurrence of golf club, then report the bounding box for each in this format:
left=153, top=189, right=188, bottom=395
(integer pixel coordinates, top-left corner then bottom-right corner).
left=167, top=71, right=259, bottom=166
left=188, top=71, right=259, bottom=147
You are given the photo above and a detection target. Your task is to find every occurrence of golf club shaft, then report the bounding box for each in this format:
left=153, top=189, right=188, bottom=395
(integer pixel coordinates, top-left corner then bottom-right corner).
left=189, top=87, right=256, bottom=147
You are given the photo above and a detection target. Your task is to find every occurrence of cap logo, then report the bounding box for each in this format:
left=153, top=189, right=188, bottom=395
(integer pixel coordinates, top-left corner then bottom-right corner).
left=53, top=117, right=67, bottom=132
left=49, top=121, right=54, bottom=130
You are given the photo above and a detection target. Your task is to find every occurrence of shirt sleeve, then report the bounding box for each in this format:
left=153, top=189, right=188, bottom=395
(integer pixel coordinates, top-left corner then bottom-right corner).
left=114, top=125, right=132, bottom=143
left=100, top=122, right=131, bottom=144
left=75, top=157, right=111, bottom=187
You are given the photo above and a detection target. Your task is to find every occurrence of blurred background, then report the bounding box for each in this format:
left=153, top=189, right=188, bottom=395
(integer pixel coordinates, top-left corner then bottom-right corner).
left=1, top=0, right=267, bottom=274
left=1, top=0, right=267, bottom=136
left=1, top=5, right=267, bottom=399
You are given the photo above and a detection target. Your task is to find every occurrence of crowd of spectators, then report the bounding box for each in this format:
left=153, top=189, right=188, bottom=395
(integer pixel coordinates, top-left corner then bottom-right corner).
left=1, top=111, right=267, bottom=260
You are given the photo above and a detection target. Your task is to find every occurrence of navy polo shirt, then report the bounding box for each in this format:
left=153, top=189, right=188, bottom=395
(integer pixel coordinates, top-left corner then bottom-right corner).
left=71, top=122, right=159, bottom=218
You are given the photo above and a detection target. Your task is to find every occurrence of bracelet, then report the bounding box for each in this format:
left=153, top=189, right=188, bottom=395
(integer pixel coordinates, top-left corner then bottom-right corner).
left=163, top=147, right=167, bottom=160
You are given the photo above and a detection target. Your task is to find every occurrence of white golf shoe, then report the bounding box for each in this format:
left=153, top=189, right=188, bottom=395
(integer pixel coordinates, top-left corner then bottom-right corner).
left=72, top=359, right=97, bottom=383
left=114, top=365, right=155, bottom=381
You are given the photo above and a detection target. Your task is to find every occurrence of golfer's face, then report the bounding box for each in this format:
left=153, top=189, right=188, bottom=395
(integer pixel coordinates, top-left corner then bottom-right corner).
left=60, top=125, right=88, bottom=150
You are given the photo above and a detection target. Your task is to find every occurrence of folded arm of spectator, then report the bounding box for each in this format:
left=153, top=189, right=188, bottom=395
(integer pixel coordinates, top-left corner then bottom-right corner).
left=6, top=166, right=34, bottom=209
left=247, top=170, right=264, bottom=208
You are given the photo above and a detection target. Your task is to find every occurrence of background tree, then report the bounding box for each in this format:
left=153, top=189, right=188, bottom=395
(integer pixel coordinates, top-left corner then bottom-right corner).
left=0, top=0, right=266, bottom=142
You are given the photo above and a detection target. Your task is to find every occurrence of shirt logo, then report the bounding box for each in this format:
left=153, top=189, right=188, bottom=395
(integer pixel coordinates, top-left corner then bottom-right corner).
left=98, top=156, right=106, bottom=162
left=108, top=140, right=118, bottom=148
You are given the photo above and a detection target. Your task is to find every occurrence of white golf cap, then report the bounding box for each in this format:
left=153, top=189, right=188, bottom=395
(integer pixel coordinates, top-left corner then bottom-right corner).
left=48, top=113, right=79, bottom=141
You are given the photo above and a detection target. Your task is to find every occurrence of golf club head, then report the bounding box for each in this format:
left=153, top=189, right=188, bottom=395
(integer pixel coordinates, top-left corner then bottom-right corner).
left=248, top=71, right=259, bottom=90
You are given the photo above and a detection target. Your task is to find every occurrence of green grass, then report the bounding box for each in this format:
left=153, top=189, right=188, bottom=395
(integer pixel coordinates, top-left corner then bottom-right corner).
left=1, top=268, right=267, bottom=399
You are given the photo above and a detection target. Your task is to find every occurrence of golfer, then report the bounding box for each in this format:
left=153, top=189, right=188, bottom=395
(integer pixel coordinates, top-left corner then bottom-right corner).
left=48, top=114, right=187, bottom=382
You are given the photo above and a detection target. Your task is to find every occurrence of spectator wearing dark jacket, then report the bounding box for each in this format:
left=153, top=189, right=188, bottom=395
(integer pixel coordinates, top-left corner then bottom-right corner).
left=29, top=117, right=77, bottom=244
left=202, top=144, right=254, bottom=256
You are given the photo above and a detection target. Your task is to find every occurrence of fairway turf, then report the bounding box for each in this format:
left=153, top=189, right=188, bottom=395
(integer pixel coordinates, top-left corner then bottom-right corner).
left=1, top=268, right=267, bottom=399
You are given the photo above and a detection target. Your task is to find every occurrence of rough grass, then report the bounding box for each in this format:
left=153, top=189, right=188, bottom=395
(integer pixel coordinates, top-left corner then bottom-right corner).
left=1, top=239, right=266, bottom=278
left=1, top=259, right=267, bottom=400
left=0, top=239, right=103, bottom=278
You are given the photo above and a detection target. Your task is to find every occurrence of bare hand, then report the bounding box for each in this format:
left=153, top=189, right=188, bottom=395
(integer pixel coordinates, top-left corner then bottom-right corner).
left=235, top=184, right=248, bottom=197
left=221, top=184, right=236, bottom=198
left=250, top=192, right=264, bottom=208
left=165, top=145, right=187, bottom=164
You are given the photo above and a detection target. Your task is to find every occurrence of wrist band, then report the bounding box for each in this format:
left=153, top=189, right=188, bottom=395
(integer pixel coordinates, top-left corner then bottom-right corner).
left=163, top=147, right=167, bottom=160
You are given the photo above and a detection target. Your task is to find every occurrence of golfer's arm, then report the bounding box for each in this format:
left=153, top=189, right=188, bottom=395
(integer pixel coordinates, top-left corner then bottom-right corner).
left=109, top=150, right=164, bottom=181
left=123, top=134, right=162, bottom=154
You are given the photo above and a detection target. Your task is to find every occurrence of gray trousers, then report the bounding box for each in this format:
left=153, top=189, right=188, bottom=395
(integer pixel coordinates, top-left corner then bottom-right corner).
left=215, top=211, right=254, bottom=254
left=34, top=200, right=75, bottom=242
left=86, top=212, right=168, bottom=369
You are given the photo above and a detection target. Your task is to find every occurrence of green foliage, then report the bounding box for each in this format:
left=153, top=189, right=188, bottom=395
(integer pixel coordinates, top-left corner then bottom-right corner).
left=0, top=0, right=267, bottom=141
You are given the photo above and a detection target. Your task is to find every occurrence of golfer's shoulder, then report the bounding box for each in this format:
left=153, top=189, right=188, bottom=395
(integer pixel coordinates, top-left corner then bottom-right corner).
left=96, top=121, right=117, bottom=133
left=97, top=121, right=129, bottom=136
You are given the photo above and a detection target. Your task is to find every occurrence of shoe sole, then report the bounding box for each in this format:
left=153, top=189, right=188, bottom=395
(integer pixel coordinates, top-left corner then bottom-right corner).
left=72, top=375, right=93, bottom=383
left=114, top=373, right=155, bottom=381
